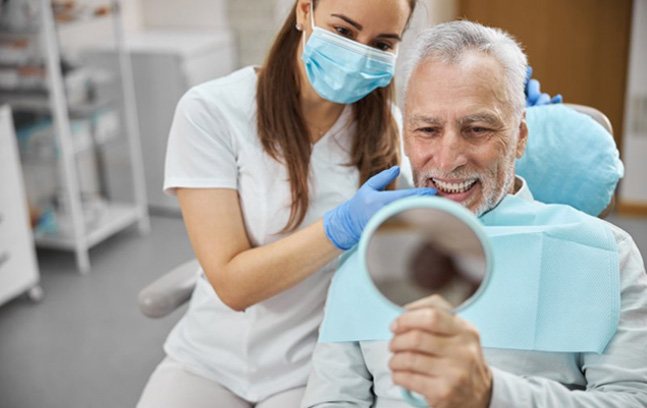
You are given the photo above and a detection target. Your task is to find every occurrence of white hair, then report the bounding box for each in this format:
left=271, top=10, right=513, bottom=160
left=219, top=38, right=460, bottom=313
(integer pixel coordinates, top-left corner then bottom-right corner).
left=403, top=20, right=528, bottom=115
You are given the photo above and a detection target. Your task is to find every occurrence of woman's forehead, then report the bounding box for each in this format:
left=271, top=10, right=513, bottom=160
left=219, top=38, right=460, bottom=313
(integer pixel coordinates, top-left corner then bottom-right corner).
left=315, top=0, right=412, bottom=33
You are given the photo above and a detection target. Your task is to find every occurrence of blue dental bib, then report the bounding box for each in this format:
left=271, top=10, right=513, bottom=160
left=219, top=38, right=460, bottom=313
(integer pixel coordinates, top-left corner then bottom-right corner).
left=319, top=195, right=620, bottom=354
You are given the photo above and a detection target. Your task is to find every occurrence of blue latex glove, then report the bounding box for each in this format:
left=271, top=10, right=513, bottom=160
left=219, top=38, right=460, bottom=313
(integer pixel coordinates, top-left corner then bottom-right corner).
left=323, top=166, right=437, bottom=250
left=525, top=66, right=562, bottom=107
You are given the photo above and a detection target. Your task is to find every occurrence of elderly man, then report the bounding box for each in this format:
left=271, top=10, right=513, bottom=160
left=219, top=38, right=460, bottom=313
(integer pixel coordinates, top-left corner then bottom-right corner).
left=301, top=21, right=647, bottom=407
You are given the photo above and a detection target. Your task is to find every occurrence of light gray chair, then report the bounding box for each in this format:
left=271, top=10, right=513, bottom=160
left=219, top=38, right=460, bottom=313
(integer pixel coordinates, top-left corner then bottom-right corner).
left=138, top=103, right=617, bottom=319
left=139, top=258, right=199, bottom=318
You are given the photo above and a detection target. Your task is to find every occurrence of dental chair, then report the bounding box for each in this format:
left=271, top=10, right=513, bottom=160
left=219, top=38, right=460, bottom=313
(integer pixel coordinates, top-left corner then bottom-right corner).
left=138, top=103, right=621, bottom=319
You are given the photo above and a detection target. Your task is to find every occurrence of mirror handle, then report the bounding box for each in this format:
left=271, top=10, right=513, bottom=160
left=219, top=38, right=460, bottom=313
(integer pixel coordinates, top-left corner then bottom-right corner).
left=401, top=388, right=429, bottom=407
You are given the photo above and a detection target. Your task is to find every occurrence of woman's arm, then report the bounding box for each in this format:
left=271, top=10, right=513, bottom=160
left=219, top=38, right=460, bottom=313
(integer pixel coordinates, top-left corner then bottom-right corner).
left=178, top=187, right=340, bottom=311
left=178, top=166, right=436, bottom=311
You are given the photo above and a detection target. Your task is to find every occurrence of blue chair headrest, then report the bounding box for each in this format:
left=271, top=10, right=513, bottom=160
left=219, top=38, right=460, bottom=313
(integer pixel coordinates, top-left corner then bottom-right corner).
left=516, top=104, right=624, bottom=216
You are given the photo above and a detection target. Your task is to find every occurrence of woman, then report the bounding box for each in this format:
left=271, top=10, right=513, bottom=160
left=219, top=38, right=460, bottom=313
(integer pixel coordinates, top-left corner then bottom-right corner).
left=137, top=1, right=434, bottom=407
left=138, top=1, right=557, bottom=406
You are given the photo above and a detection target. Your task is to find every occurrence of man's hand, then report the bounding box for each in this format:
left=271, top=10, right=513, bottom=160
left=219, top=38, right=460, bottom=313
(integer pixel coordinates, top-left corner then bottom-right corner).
left=389, top=295, right=493, bottom=408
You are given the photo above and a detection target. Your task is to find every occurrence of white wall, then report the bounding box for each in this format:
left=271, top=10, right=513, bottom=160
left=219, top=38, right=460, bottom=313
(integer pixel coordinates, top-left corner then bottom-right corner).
left=137, top=0, right=278, bottom=68
left=58, top=0, right=460, bottom=85
left=620, top=0, right=647, bottom=204
left=230, top=0, right=282, bottom=67
left=59, top=0, right=458, bottom=74
left=250, top=0, right=459, bottom=82
left=426, top=0, right=459, bottom=25
left=139, top=0, right=228, bottom=31
left=57, top=0, right=141, bottom=58
left=394, top=0, right=458, bottom=103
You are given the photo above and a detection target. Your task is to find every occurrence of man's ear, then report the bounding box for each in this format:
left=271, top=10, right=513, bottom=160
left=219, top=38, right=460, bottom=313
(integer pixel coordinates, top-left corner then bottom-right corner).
left=515, top=111, right=528, bottom=159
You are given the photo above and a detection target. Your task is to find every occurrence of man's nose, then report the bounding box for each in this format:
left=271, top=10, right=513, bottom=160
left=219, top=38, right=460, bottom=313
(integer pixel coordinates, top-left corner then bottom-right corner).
left=434, top=131, right=468, bottom=172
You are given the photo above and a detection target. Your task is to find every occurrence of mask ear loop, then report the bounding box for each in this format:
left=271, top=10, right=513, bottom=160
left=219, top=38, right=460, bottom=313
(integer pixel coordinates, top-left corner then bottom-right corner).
left=302, top=1, right=316, bottom=50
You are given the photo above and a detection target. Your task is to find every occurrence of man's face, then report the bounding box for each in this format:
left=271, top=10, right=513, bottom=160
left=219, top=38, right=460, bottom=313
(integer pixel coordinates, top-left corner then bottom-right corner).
left=404, top=52, right=528, bottom=216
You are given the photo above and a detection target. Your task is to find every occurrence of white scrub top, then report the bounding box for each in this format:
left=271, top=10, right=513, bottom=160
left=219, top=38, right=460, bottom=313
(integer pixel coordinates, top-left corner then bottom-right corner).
left=163, top=66, right=361, bottom=401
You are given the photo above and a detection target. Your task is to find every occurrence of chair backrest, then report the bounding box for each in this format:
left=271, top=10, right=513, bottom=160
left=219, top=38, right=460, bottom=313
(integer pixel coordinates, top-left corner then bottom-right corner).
left=564, top=104, right=616, bottom=217
left=566, top=103, right=613, bottom=135
left=516, top=103, right=623, bottom=217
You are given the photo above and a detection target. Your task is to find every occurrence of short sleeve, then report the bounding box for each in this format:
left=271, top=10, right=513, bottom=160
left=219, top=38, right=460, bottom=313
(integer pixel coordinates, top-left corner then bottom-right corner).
left=163, top=88, right=238, bottom=196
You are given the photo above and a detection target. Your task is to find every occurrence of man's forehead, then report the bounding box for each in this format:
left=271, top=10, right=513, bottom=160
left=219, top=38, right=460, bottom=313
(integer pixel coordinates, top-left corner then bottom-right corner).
left=405, top=54, right=511, bottom=124
left=407, top=53, right=507, bottom=98
left=416, top=51, right=504, bottom=79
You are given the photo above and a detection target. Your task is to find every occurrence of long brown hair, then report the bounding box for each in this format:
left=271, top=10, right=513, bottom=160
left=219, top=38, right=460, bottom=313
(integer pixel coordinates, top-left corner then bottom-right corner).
left=257, top=0, right=417, bottom=232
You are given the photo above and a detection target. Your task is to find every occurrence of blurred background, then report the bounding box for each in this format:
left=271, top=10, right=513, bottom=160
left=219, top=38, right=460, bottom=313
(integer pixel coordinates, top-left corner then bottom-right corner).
left=0, top=0, right=645, bottom=407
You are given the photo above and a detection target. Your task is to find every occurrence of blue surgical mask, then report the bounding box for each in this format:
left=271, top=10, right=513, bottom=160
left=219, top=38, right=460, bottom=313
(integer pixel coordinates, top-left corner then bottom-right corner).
left=301, top=5, right=397, bottom=104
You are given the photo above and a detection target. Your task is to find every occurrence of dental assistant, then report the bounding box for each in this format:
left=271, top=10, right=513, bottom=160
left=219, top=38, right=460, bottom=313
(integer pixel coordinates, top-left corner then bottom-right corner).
left=136, top=1, right=436, bottom=407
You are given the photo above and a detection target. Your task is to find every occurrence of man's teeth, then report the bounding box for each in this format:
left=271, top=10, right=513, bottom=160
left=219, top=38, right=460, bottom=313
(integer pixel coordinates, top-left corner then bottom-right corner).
left=432, top=178, right=477, bottom=194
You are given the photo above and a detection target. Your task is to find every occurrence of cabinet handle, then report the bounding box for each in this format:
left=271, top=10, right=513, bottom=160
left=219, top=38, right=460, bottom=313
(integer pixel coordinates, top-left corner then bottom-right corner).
left=0, top=251, right=9, bottom=269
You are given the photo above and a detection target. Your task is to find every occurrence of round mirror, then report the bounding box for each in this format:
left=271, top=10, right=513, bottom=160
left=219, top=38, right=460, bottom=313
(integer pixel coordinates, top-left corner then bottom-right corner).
left=365, top=199, right=490, bottom=310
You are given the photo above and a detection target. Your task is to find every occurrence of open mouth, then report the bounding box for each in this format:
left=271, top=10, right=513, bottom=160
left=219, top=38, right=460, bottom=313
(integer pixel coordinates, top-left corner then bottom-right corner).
left=429, top=177, right=479, bottom=202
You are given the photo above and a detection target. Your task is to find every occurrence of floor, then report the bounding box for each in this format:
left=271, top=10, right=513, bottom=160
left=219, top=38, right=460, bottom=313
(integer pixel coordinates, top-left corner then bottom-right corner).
left=0, top=215, right=193, bottom=408
left=0, top=212, right=646, bottom=408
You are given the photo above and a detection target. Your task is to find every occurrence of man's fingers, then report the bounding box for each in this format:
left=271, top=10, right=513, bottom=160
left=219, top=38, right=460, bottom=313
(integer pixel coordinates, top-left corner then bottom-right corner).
left=389, top=328, right=450, bottom=356
left=389, top=351, right=449, bottom=376
left=391, top=305, right=458, bottom=336
left=405, top=294, right=453, bottom=312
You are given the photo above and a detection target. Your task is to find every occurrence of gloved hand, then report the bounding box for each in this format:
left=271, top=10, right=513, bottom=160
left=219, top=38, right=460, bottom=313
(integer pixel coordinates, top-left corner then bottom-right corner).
left=323, top=166, right=437, bottom=250
left=525, top=66, right=562, bottom=107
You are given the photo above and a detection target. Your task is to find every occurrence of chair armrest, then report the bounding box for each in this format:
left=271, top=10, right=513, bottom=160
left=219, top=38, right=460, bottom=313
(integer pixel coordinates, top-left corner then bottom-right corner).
left=138, top=259, right=200, bottom=318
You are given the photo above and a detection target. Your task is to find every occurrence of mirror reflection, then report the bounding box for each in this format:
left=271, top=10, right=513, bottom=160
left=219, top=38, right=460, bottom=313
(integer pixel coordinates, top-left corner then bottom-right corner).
left=366, top=207, right=487, bottom=309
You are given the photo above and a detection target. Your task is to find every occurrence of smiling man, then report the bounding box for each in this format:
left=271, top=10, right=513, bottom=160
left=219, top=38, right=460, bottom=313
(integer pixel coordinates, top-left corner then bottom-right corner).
left=301, top=21, right=647, bottom=408
left=404, top=32, right=527, bottom=216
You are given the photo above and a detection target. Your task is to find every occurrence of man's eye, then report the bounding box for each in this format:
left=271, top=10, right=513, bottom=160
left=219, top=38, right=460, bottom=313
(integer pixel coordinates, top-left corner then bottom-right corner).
left=468, top=127, right=491, bottom=136
left=417, top=127, right=439, bottom=137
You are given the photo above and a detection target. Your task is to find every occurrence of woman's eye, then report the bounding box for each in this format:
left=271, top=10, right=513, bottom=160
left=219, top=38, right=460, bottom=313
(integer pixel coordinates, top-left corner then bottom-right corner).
left=334, top=26, right=354, bottom=38
left=373, top=42, right=392, bottom=52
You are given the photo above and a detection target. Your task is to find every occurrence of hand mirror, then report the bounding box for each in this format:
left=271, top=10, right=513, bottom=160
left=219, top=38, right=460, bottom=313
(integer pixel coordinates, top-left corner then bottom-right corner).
left=361, top=196, right=493, bottom=407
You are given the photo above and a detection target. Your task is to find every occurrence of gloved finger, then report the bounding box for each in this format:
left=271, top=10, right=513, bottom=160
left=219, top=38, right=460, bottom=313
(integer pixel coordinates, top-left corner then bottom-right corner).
left=379, top=187, right=437, bottom=202
left=525, top=66, right=533, bottom=84
left=526, top=79, right=540, bottom=104
left=550, top=94, right=563, bottom=104
left=534, top=92, right=551, bottom=106
left=364, top=166, right=400, bottom=191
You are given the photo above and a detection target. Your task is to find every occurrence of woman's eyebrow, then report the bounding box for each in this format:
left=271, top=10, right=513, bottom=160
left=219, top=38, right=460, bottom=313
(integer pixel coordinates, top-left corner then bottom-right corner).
left=330, top=13, right=363, bottom=30
left=376, top=33, right=402, bottom=42
left=330, top=14, right=402, bottom=42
